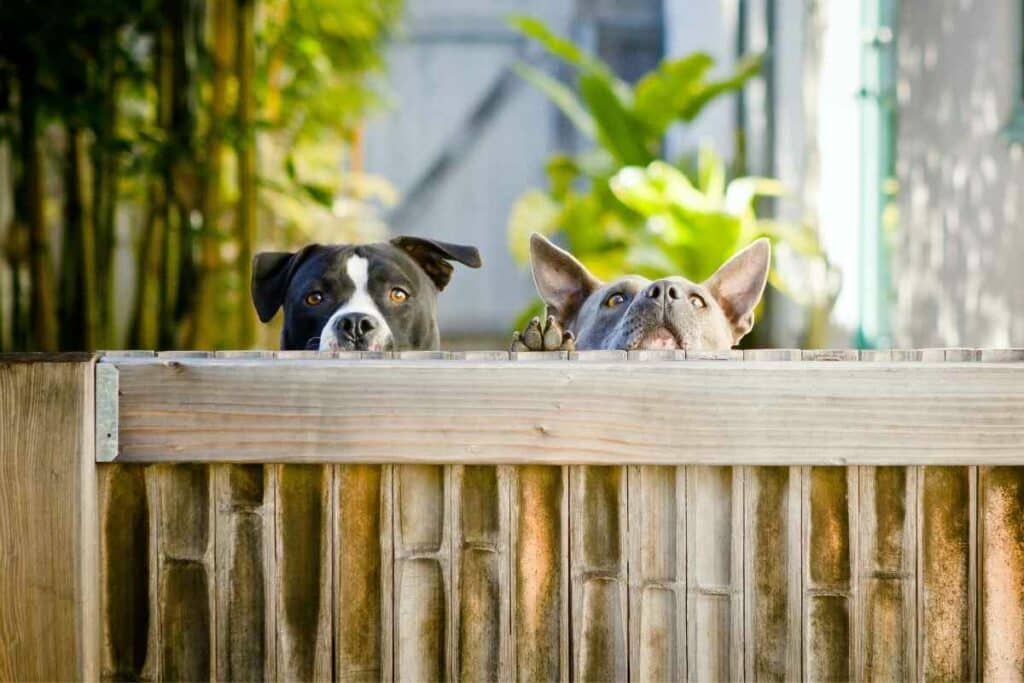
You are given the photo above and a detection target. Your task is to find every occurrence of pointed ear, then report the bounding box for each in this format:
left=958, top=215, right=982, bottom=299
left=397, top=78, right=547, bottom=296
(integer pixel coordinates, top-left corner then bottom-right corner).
left=529, top=233, right=601, bottom=322
left=391, top=236, right=483, bottom=291
left=704, top=238, right=771, bottom=343
left=251, top=245, right=319, bottom=323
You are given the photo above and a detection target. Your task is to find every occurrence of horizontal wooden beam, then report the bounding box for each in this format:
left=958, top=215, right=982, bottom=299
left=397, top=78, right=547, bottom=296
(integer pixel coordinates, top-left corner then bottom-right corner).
left=99, top=353, right=1024, bottom=465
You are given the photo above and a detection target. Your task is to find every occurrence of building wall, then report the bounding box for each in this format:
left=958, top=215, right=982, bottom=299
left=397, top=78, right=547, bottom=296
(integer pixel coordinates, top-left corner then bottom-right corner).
left=895, top=0, right=1024, bottom=346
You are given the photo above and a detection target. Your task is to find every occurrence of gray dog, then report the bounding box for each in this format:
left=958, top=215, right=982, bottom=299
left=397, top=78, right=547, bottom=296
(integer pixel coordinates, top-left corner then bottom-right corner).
left=512, top=233, right=770, bottom=352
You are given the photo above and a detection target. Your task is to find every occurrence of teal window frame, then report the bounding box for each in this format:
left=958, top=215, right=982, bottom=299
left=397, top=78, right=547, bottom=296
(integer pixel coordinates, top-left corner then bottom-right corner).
left=857, top=0, right=897, bottom=348
left=1004, top=0, right=1024, bottom=143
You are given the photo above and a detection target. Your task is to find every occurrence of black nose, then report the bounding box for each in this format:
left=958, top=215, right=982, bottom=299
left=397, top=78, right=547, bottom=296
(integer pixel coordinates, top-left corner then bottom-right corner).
left=336, top=313, right=378, bottom=340
left=644, top=280, right=681, bottom=303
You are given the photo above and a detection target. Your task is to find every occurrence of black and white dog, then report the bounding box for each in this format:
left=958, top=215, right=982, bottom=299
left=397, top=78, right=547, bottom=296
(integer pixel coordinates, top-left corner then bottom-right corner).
left=251, top=236, right=482, bottom=351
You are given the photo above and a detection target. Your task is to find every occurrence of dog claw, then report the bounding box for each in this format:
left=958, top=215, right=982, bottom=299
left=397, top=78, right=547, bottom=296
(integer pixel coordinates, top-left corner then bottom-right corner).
left=510, top=332, right=530, bottom=353
left=542, top=315, right=563, bottom=350
left=522, top=316, right=544, bottom=349
left=510, top=314, right=574, bottom=352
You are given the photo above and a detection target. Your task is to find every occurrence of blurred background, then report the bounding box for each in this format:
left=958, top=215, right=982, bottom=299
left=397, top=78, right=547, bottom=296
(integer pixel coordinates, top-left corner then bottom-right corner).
left=0, top=0, right=1021, bottom=351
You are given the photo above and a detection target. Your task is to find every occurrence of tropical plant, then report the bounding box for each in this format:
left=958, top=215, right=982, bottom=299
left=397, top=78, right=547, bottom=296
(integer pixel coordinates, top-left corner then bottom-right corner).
left=507, top=16, right=839, bottom=345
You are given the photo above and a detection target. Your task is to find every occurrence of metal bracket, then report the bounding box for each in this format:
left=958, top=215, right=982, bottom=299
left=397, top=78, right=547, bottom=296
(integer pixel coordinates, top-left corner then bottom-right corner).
left=95, top=362, right=119, bottom=462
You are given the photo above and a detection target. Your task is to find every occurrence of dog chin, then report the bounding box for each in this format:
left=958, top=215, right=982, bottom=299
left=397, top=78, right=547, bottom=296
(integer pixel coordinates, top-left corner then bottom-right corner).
left=633, top=326, right=682, bottom=350
left=317, top=336, right=393, bottom=353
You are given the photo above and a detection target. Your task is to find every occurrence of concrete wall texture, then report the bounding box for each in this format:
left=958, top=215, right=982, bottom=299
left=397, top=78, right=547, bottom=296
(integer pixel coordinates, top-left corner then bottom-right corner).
left=896, top=0, right=1024, bottom=347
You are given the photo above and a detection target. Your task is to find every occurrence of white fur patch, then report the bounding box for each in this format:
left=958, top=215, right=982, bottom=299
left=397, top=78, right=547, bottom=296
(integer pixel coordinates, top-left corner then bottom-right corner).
left=318, top=255, right=393, bottom=351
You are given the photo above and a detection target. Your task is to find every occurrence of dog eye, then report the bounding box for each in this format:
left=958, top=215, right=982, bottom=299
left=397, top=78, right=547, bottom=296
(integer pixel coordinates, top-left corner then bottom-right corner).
left=389, top=287, right=409, bottom=304
left=689, top=294, right=706, bottom=309
left=304, top=291, right=324, bottom=306
left=605, top=293, right=625, bottom=308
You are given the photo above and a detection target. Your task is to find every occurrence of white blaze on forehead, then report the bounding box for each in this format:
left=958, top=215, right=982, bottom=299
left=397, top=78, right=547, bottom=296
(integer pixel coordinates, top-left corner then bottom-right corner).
left=318, top=254, right=393, bottom=350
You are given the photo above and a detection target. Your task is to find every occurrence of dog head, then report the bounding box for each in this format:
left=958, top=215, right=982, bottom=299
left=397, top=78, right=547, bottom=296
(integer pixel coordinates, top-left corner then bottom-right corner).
left=252, top=237, right=482, bottom=351
left=528, top=233, right=770, bottom=351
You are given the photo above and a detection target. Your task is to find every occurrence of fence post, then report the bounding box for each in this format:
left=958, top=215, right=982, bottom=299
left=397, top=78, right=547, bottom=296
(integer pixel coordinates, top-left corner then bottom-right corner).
left=0, top=355, right=100, bottom=682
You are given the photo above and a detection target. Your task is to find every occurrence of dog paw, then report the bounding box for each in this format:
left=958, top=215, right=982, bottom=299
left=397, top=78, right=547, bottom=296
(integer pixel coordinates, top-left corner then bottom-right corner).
left=511, top=315, right=575, bottom=352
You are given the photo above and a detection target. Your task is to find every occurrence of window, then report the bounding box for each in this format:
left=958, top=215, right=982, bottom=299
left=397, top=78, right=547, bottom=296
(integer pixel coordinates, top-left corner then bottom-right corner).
left=1003, top=1, right=1024, bottom=143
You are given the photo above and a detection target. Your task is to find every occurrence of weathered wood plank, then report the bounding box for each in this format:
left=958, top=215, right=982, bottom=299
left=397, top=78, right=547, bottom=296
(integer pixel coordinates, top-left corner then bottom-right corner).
left=275, top=465, right=333, bottom=681
left=393, top=465, right=451, bottom=682
left=857, top=466, right=916, bottom=682
left=510, top=465, right=569, bottom=682
left=99, top=466, right=150, bottom=681
left=979, top=466, right=1024, bottom=680
left=158, top=465, right=215, bottom=681
left=686, top=466, right=743, bottom=682
left=215, top=464, right=271, bottom=682
left=570, top=465, right=629, bottom=681
left=0, top=360, right=99, bottom=682
left=803, top=466, right=857, bottom=682
left=451, top=465, right=511, bottom=681
left=108, top=358, right=1024, bottom=464
left=335, top=465, right=392, bottom=682
left=628, top=465, right=686, bottom=682
left=918, top=466, right=975, bottom=681
left=744, top=466, right=801, bottom=681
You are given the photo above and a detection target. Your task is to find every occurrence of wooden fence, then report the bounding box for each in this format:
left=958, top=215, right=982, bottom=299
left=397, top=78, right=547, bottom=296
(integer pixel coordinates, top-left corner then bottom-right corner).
left=3, top=349, right=1024, bottom=682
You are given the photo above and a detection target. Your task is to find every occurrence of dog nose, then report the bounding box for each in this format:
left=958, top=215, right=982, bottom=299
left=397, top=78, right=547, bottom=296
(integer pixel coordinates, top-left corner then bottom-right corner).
left=644, top=280, right=681, bottom=303
left=336, top=313, right=378, bottom=340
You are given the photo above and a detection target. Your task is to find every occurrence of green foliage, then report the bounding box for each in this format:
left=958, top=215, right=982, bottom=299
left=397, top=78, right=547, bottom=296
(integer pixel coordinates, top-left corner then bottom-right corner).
left=507, top=16, right=839, bottom=341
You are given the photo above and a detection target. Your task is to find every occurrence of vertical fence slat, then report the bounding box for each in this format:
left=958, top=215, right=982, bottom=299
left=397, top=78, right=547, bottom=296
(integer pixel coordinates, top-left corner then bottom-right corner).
left=214, top=464, right=271, bottom=682
left=570, top=465, right=629, bottom=681
left=275, top=464, right=333, bottom=681
left=393, top=464, right=451, bottom=682
left=335, top=464, right=392, bottom=682
left=511, top=465, right=569, bottom=682
left=99, top=465, right=152, bottom=681
left=979, top=466, right=1024, bottom=680
left=744, top=466, right=802, bottom=681
left=857, top=466, right=917, bottom=682
left=686, top=465, right=744, bottom=682
left=628, top=465, right=686, bottom=682
left=156, top=465, right=215, bottom=682
left=918, top=465, right=975, bottom=681
left=803, top=466, right=857, bottom=682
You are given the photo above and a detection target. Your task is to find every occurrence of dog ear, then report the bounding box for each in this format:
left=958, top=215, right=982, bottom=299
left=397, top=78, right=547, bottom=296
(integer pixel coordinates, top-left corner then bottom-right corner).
left=251, top=245, right=319, bottom=323
left=704, top=238, right=771, bottom=343
left=390, top=236, right=482, bottom=291
left=529, top=233, right=601, bottom=323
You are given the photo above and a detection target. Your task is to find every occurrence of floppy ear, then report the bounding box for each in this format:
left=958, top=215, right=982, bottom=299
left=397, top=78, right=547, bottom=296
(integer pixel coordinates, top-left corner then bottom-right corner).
left=251, top=245, right=318, bottom=323
left=529, top=233, right=601, bottom=323
left=390, top=236, right=482, bottom=291
left=704, top=238, right=771, bottom=343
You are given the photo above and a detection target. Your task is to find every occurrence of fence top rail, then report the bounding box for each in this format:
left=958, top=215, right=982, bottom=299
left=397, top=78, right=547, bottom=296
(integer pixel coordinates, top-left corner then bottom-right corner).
left=87, top=348, right=1024, bottom=466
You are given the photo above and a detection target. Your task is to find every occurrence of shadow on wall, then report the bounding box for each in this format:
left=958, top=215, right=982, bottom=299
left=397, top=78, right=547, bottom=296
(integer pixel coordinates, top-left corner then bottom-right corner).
left=895, top=0, right=1024, bottom=347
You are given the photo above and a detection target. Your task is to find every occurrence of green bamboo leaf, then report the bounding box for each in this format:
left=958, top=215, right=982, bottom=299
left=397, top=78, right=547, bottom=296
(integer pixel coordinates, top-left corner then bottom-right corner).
left=677, top=53, right=763, bottom=121
left=632, top=53, right=715, bottom=134
left=579, top=74, right=652, bottom=165
left=513, top=62, right=595, bottom=139
left=508, top=15, right=612, bottom=78
left=507, top=190, right=563, bottom=265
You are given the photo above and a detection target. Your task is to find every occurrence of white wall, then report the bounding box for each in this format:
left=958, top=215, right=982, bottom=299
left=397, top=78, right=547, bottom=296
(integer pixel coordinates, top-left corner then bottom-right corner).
left=895, top=0, right=1024, bottom=346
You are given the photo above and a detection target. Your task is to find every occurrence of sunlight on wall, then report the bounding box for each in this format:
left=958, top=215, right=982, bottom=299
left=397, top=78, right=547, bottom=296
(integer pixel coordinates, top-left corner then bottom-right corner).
left=817, top=0, right=863, bottom=337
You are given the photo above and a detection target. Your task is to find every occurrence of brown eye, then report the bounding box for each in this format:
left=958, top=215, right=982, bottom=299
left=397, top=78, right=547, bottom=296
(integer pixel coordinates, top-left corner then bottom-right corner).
left=305, top=291, right=324, bottom=306
left=605, top=293, right=625, bottom=308
left=389, top=287, right=409, bottom=304
left=689, top=294, right=706, bottom=309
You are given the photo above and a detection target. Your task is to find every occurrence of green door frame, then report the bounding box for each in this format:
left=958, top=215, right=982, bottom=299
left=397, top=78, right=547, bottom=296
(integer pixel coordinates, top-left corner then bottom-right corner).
left=1002, top=0, right=1024, bottom=143
left=857, top=0, right=898, bottom=348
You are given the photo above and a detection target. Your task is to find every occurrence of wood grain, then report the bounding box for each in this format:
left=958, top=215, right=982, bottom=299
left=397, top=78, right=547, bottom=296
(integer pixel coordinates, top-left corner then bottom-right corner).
left=0, top=360, right=98, bottom=682
left=686, top=466, right=744, bottom=682
left=628, top=465, right=686, bottom=682
left=857, top=466, right=916, bottom=682
left=107, top=358, right=1024, bottom=464
left=570, top=465, right=629, bottom=681
left=979, top=466, right=1024, bottom=680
